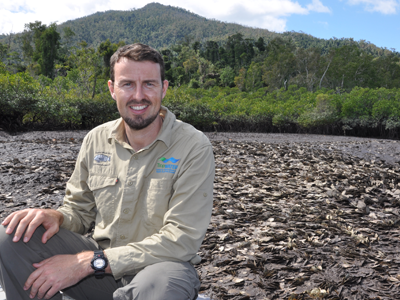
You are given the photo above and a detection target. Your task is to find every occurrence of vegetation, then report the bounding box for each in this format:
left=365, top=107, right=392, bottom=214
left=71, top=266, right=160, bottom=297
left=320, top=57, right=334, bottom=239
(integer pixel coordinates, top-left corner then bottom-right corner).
left=1, top=3, right=397, bottom=56
left=0, top=5, right=400, bottom=138
left=1, top=60, right=400, bottom=138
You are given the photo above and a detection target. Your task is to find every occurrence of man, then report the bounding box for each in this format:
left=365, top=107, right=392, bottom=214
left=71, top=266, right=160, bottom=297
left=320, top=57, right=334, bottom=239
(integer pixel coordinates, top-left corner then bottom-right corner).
left=0, top=43, right=214, bottom=300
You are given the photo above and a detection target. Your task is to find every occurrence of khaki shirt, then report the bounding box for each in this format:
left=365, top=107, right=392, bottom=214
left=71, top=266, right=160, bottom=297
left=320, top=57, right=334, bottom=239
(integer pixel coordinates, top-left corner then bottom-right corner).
left=57, top=106, right=215, bottom=280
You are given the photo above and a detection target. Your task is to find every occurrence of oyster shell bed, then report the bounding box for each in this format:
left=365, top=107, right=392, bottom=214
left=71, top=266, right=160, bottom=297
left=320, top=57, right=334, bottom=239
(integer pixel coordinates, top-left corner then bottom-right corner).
left=1, top=131, right=400, bottom=300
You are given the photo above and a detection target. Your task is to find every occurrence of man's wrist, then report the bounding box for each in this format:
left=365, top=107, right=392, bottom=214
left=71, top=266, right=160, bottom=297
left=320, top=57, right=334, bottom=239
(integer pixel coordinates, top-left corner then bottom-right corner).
left=85, top=251, right=112, bottom=276
left=54, top=210, right=64, bottom=227
left=77, top=251, right=97, bottom=277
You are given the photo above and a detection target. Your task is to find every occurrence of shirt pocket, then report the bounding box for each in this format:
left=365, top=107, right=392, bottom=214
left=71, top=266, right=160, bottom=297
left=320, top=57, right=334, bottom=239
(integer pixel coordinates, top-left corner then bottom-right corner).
left=87, top=174, right=118, bottom=228
left=142, top=178, right=173, bottom=228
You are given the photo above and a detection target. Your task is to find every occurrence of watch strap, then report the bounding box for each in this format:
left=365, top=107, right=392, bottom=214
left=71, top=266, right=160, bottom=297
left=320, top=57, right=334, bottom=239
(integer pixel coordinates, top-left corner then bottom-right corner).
left=94, top=269, right=105, bottom=279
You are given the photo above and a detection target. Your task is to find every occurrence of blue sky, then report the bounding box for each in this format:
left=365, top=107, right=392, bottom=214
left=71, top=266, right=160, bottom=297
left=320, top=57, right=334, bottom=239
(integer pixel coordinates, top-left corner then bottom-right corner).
left=286, top=1, right=400, bottom=51
left=0, top=0, right=399, bottom=52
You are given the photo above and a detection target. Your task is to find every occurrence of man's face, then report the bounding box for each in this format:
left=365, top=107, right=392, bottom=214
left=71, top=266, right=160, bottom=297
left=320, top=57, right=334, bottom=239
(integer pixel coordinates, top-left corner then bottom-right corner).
left=108, top=59, right=168, bottom=131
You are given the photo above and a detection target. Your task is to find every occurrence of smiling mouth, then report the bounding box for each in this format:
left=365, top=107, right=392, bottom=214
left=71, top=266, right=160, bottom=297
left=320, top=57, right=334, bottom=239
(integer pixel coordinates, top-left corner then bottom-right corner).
left=129, top=105, right=148, bottom=111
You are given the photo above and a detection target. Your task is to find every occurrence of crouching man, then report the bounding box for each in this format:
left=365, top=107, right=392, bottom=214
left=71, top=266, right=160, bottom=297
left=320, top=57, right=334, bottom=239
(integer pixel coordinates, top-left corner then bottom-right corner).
left=0, top=43, right=214, bottom=300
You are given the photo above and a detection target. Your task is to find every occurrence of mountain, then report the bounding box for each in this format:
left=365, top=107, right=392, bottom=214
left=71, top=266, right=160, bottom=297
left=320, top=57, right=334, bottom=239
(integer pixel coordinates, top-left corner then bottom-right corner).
left=55, top=3, right=280, bottom=49
left=0, top=2, right=396, bottom=57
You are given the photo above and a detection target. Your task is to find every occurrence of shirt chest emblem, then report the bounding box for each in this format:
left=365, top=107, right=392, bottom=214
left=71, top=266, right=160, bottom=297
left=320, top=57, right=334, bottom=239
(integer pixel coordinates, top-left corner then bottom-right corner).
left=94, top=154, right=111, bottom=163
left=156, top=157, right=180, bottom=174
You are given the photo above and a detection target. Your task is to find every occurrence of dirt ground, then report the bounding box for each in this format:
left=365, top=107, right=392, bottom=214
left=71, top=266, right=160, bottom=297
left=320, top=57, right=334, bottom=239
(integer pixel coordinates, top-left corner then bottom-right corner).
left=1, top=130, right=400, bottom=299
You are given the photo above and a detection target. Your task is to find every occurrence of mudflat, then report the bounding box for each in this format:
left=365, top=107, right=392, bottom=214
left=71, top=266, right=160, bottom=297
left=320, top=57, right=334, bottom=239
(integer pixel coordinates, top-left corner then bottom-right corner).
left=1, top=130, right=399, bottom=299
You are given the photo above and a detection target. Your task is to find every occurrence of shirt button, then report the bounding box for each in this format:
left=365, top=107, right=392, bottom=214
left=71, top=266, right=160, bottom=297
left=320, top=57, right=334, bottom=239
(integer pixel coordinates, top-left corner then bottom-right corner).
left=120, top=235, right=126, bottom=240
left=134, top=156, right=138, bottom=160
left=123, top=208, right=130, bottom=214
left=128, top=181, right=133, bottom=186
left=203, top=193, right=208, bottom=197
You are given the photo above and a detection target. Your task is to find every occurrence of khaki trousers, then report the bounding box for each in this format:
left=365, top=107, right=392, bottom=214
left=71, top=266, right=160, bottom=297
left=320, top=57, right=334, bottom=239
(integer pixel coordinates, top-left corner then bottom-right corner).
left=0, top=225, right=200, bottom=300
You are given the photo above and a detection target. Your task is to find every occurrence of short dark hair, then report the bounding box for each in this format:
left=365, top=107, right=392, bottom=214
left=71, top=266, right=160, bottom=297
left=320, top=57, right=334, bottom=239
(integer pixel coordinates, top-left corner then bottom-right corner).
left=110, top=43, right=165, bottom=82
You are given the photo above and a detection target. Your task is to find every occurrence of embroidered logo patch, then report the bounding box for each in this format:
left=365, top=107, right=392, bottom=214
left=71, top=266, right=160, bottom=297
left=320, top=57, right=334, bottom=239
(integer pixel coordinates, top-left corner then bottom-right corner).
left=156, top=157, right=180, bottom=174
left=94, top=154, right=111, bottom=163
left=159, top=157, right=180, bottom=163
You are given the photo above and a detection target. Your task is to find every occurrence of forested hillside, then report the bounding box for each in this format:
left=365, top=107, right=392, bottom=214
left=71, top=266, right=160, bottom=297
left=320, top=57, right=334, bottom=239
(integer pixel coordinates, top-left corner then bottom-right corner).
left=0, top=3, right=396, bottom=56
left=57, top=3, right=277, bottom=49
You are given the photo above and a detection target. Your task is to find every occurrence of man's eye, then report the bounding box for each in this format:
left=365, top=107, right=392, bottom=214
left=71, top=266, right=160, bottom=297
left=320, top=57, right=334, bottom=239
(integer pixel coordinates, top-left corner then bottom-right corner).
left=146, top=82, right=154, bottom=87
left=124, top=83, right=132, bottom=87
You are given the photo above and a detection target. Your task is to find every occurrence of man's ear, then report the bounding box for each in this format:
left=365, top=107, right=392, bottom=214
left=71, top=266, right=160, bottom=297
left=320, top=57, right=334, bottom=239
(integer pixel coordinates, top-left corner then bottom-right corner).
left=161, top=80, right=169, bottom=99
left=108, top=80, right=116, bottom=100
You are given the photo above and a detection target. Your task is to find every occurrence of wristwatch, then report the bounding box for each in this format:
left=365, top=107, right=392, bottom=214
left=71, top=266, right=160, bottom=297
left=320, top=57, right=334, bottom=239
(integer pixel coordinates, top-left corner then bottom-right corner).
left=90, top=250, right=108, bottom=279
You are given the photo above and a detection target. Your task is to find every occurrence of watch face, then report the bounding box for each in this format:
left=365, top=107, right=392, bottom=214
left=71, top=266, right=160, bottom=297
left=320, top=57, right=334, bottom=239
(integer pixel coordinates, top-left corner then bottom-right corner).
left=93, top=258, right=105, bottom=269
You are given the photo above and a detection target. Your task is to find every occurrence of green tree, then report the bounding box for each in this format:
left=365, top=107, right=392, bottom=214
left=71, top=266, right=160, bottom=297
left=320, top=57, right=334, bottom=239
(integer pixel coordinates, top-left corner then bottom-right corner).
left=67, top=42, right=103, bottom=98
left=292, top=47, right=321, bottom=91
left=192, top=41, right=201, bottom=52
left=98, top=39, right=125, bottom=78
left=255, top=37, right=266, bottom=52
left=58, top=27, right=76, bottom=63
left=37, top=24, right=60, bottom=78
left=0, top=42, right=9, bottom=63
left=373, top=54, right=400, bottom=88
left=244, top=62, right=263, bottom=91
left=63, top=27, right=76, bottom=48
left=204, top=41, right=220, bottom=64
left=220, top=66, right=235, bottom=87
left=234, top=68, right=246, bottom=91
left=183, top=55, right=199, bottom=80
left=18, top=21, right=45, bottom=63
left=324, top=45, right=372, bottom=91
left=6, top=51, right=24, bottom=73
left=262, top=37, right=296, bottom=90
left=18, top=21, right=60, bottom=78
left=224, top=33, right=256, bottom=69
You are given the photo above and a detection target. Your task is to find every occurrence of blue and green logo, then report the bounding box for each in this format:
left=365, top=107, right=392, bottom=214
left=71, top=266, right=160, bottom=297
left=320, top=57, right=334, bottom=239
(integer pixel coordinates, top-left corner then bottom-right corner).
left=159, top=157, right=180, bottom=163
left=157, top=157, right=180, bottom=174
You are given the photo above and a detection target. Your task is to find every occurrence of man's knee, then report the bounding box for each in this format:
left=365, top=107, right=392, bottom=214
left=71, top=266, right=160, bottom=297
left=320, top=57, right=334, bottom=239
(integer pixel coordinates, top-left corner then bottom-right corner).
left=0, top=224, right=48, bottom=262
left=0, top=225, right=16, bottom=257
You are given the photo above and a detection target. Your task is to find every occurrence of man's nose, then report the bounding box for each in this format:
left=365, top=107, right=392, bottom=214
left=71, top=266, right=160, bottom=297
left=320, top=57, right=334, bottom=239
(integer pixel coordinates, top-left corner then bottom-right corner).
left=134, top=85, right=144, bottom=99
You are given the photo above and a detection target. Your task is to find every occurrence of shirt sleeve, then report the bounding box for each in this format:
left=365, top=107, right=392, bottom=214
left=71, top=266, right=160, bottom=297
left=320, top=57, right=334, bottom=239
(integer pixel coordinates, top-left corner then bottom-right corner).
left=105, top=139, right=215, bottom=280
left=57, top=136, right=97, bottom=235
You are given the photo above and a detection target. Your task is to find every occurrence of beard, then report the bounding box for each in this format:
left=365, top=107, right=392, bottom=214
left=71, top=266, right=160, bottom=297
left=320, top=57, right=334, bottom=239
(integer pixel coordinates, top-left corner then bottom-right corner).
left=122, top=100, right=160, bottom=130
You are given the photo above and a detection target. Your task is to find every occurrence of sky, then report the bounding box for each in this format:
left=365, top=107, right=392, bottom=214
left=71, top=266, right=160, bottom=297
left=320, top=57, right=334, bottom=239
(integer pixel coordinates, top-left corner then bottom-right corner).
left=0, top=0, right=399, bottom=52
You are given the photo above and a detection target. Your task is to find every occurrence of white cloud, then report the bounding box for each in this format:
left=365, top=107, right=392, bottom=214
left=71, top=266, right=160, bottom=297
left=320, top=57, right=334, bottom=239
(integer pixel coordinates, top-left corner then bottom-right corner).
left=0, top=0, right=126, bottom=34
left=0, top=0, right=331, bottom=35
left=347, top=0, right=399, bottom=14
left=307, top=0, right=331, bottom=13
left=161, top=0, right=331, bottom=32
left=181, top=1, right=308, bottom=32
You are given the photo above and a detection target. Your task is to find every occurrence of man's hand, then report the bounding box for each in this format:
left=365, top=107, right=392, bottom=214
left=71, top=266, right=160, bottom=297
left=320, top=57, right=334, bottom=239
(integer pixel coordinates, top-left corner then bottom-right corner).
left=1, top=208, right=64, bottom=243
left=24, top=252, right=94, bottom=299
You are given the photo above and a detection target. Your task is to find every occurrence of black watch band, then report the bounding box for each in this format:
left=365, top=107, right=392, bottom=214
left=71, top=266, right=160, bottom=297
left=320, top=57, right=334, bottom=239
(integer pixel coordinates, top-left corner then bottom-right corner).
left=90, top=250, right=108, bottom=279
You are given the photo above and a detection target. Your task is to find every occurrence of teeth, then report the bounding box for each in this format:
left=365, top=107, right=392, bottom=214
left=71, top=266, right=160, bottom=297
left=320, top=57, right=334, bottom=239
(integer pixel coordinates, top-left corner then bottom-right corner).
left=130, top=105, right=147, bottom=110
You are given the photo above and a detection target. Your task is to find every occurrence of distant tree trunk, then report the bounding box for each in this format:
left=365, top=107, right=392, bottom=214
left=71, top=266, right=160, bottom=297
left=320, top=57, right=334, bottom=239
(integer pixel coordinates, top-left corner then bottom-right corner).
left=319, top=59, right=332, bottom=89
left=92, top=75, right=97, bottom=99
left=341, top=74, right=344, bottom=89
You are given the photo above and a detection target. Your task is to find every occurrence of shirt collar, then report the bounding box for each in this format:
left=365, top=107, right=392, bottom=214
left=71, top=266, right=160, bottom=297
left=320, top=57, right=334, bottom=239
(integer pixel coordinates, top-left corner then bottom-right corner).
left=156, top=105, right=175, bottom=148
left=108, top=105, right=176, bottom=148
left=108, top=118, right=125, bottom=145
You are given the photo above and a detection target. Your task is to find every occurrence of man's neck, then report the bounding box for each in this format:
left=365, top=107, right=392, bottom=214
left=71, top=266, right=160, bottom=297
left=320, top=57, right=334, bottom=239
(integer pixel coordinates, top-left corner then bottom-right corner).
left=124, top=115, right=163, bottom=152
